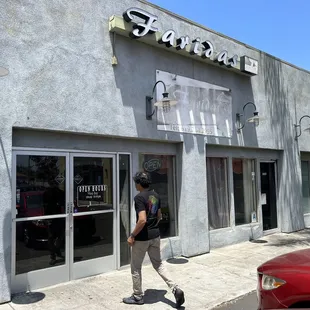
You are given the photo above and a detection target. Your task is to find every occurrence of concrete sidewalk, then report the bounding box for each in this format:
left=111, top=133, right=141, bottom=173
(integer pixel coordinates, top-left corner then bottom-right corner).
left=3, top=229, right=310, bottom=310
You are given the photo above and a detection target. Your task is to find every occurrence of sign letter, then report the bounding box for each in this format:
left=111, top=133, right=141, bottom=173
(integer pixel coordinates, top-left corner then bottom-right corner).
left=215, top=50, right=228, bottom=66
left=176, top=36, right=190, bottom=50
left=190, top=38, right=201, bottom=55
left=227, top=55, right=238, bottom=68
left=201, top=40, right=214, bottom=59
left=158, top=30, right=176, bottom=48
left=123, top=7, right=158, bottom=38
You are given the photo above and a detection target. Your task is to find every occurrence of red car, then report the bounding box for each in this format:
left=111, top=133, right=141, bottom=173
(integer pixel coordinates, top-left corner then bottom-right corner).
left=257, top=248, right=310, bottom=309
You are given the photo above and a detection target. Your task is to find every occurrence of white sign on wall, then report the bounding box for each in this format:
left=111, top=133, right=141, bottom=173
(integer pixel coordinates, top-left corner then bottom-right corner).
left=156, top=70, right=233, bottom=137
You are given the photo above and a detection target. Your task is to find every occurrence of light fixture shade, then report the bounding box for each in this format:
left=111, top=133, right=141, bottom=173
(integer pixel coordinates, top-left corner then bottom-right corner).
left=247, top=111, right=260, bottom=127
left=154, top=92, right=177, bottom=113
left=154, top=92, right=177, bottom=107
left=154, top=99, right=178, bottom=107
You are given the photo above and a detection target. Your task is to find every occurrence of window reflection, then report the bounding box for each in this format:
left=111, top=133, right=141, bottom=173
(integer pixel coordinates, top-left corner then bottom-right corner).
left=15, top=155, right=67, bottom=272
left=16, top=220, right=66, bottom=274
left=139, top=154, right=177, bottom=238
left=72, top=157, right=114, bottom=262
left=73, top=213, right=113, bottom=262
left=16, top=155, right=66, bottom=218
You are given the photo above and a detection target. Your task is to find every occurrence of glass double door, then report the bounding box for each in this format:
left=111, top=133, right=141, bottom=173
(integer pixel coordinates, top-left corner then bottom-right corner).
left=12, top=151, right=116, bottom=293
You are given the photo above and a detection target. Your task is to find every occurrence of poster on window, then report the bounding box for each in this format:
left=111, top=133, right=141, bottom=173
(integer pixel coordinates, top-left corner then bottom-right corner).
left=77, top=185, right=107, bottom=207
left=155, top=70, right=233, bottom=137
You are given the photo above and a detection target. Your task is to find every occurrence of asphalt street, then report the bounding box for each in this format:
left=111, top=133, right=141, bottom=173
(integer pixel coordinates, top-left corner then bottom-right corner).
left=213, top=291, right=257, bottom=310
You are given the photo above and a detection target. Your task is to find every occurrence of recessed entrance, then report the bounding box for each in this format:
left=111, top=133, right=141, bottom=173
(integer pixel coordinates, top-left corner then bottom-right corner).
left=260, top=162, right=278, bottom=231
left=12, top=150, right=130, bottom=293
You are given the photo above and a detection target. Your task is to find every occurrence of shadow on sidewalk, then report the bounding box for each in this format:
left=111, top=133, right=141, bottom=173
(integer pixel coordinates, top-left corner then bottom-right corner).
left=264, top=238, right=310, bottom=247
left=11, top=292, right=45, bottom=305
left=166, top=258, right=189, bottom=265
left=144, top=289, right=185, bottom=309
left=262, top=230, right=310, bottom=248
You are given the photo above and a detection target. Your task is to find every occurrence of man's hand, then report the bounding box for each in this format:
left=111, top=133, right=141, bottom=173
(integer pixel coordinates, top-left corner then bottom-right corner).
left=127, top=236, right=135, bottom=246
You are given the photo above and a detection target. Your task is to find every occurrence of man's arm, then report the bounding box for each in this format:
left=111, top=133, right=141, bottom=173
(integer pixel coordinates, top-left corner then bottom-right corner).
left=130, top=196, right=147, bottom=238
left=131, top=210, right=147, bottom=237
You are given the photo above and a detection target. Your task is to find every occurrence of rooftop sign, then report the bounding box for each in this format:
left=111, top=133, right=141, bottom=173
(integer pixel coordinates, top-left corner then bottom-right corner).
left=109, top=7, right=258, bottom=76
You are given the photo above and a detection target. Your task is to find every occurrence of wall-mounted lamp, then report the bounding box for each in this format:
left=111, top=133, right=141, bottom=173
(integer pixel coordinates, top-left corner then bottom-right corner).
left=146, top=80, right=177, bottom=120
left=294, top=115, right=310, bottom=140
left=236, top=102, right=260, bottom=133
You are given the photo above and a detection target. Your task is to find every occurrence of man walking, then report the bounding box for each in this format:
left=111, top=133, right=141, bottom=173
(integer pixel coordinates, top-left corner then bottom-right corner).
left=123, top=172, right=185, bottom=307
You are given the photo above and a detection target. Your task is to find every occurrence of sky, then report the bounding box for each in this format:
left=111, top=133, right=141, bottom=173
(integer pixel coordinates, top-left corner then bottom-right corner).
left=149, top=0, right=310, bottom=71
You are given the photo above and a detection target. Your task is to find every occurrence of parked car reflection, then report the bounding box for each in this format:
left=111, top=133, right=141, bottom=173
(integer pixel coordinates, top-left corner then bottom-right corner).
left=16, top=189, right=49, bottom=248
left=16, top=189, right=99, bottom=249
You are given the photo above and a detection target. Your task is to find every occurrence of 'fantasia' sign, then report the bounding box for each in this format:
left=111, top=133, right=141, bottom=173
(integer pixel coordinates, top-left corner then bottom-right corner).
left=109, top=7, right=258, bottom=76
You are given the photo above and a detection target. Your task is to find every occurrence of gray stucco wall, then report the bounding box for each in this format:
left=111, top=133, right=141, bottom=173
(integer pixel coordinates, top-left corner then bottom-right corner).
left=1, top=0, right=309, bottom=302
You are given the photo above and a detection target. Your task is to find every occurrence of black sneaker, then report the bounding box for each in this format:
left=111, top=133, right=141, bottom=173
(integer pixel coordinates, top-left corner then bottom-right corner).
left=173, top=287, right=185, bottom=308
left=122, top=295, right=144, bottom=305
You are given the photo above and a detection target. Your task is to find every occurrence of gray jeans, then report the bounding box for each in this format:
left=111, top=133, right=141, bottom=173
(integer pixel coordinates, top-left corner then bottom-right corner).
left=131, top=236, right=177, bottom=297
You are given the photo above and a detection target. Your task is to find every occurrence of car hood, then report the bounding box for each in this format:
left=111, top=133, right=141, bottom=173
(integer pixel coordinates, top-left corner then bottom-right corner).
left=258, top=248, right=310, bottom=273
left=25, top=208, right=44, bottom=217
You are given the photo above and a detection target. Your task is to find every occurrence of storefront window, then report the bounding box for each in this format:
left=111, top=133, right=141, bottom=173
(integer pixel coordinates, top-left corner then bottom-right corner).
left=206, top=157, right=230, bottom=230
left=139, top=154, right=177, bottom=238
left=301, top=161, right=310, bottom=214
left=233, top=158, right=257, bottom=225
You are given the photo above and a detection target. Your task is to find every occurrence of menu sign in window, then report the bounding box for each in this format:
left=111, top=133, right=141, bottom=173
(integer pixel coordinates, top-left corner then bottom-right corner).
left=77, top=185, right=107, bottom=207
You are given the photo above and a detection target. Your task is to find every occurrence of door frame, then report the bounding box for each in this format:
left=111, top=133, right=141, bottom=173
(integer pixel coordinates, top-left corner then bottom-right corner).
left=11, top=148, right=124, bottom=293
left=259, top=160, right=280, bottom=235
left=116, top=152, right=132, bottom=269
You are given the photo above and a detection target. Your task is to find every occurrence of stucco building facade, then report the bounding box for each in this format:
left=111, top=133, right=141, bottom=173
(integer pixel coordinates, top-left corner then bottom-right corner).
left=1, top=0, right=310, bottom=303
